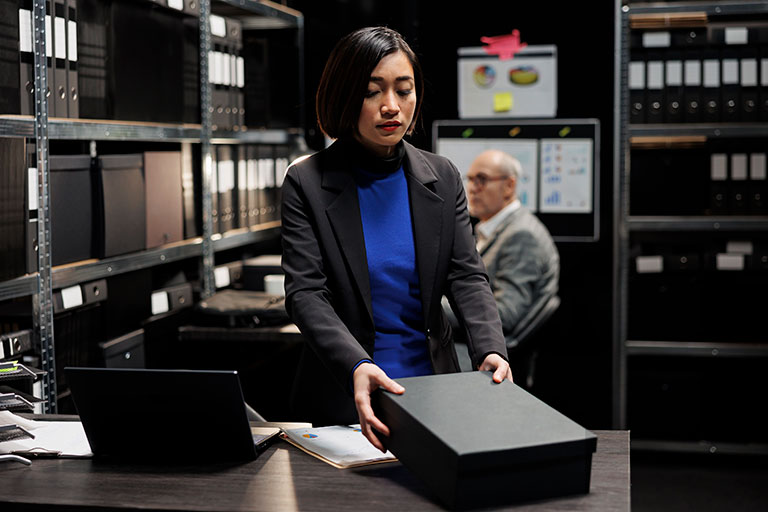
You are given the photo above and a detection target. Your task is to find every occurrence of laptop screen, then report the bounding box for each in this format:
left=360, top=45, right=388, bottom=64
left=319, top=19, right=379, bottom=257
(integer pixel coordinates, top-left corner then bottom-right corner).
left=65, top=367, right=258, bottom=462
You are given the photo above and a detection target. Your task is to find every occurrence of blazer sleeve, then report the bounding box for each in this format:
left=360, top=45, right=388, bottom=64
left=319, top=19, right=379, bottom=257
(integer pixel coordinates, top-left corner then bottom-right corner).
left=488, top=229, right=541, bottom=335
left=280, top=165, right=371, bottom=392
left=441, top=162, right=508, bottom=366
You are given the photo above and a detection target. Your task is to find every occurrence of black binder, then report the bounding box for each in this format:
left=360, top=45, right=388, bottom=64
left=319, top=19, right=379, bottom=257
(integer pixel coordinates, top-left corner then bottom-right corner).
left=673, top=27, right=706, bottom=123
left=65, top=0, right=78, bottom=117
left=210, top=146, right=220, bottom=234
left=226, top=18, right=243, bottom=131
left=709, top=153, right=728, bottom=215
left=645, top=53, right=665, bottom=123
left=701, top=50, right=721, bottom=122
left=53, top=0, right=68, bottom=117
left=720, top=49, right=741, bottom=122
left=180, top=141, right=198, bottom=239
left=0, top=0, right=22, bottom=115
left=235, top=145, right=249, bottom=229
left=729, top=153, right=748, bottom=214
left=96, top=154, right=146, bottom=258
left=750, top=153, right=767, bottom=214
left=216, top=145, right=235, bottom=233
left=98, top=329, right=145, bottom=369
left=77, top=0, right=108, bottom=118
left=246, top=145, right=260, bottom=227
left=181, top=15, right=199, bottom=123
left=0, top=137, right=27, bottom=281
left=49, top=154, right=93, bottom=266
left=664, top=53, right=684, bottom=123
left=210, top=13, right=228, bottom=130
left=759, top=26, right=768, bottom=122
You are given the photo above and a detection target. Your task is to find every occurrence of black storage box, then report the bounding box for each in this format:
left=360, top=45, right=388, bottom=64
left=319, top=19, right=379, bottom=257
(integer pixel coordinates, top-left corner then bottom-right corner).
left=49, top=154, right=94, bottom=266
left=99, top=329, right=145, bottom=369
left=372, top=372, right=597, bottom=509
left=242, top=254, right=282, bottom=291
left=96, top=154, right=146, bottom=258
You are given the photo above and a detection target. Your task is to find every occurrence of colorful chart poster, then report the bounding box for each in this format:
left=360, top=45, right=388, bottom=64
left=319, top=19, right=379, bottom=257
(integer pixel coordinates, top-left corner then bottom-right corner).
left=539, top=139, right=593, bottom=213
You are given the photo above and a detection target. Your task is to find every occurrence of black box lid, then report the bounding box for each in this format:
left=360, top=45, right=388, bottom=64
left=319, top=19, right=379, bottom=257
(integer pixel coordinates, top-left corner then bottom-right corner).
left=376, top=372, right=596, bottom=470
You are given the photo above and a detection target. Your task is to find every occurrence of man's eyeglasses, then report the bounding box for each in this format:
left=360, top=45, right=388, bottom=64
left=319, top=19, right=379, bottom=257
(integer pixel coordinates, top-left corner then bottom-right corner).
left=464, top=174, right=509, bottom=188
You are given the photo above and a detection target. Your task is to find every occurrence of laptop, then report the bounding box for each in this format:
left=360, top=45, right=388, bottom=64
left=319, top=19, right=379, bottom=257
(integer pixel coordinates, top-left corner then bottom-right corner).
left=65, top=367, right=280, bottom=462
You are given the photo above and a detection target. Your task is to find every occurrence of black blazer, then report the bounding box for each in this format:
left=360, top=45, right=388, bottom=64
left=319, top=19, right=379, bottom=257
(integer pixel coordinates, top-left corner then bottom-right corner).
left=281, top=139, right=506, bottom=425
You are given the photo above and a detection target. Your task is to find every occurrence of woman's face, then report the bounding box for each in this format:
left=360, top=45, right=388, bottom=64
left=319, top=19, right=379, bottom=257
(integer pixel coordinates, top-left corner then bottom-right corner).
left=355, top=50, right=416, bottom=157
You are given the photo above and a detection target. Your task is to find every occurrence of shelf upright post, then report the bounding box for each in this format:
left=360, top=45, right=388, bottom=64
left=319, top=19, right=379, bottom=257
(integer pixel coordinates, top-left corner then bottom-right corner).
left=612, top=0, right=631, bottom=430
left=31, top=0, right=57, bottom=412
left=200, top=0, right=215, bottom=298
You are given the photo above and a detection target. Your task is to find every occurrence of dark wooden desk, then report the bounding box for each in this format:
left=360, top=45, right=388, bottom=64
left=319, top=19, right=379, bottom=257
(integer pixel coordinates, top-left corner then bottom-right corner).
left=0, top=430, right=628, bottom=511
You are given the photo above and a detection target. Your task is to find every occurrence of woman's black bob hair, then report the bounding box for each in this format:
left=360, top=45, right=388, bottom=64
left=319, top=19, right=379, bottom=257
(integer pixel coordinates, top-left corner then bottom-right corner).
left=315, top=26, right=424, bottom=140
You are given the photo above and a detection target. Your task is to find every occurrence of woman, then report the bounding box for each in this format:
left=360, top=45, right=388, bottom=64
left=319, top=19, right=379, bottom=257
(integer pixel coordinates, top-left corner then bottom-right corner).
left=281, top=26, right=511, bottom=451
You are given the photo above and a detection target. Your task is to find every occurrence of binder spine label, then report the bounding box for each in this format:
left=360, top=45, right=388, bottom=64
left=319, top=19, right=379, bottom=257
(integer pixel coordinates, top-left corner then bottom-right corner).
left=67, top=19, right=77, bottom=61
left=19, top=9, right=32, bottom=53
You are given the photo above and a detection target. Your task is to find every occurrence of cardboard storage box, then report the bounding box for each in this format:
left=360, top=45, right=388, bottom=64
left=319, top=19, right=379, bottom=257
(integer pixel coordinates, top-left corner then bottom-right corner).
left=458, top=45, right=557, bottom=119
left=373, top=371, right=596, bottom=509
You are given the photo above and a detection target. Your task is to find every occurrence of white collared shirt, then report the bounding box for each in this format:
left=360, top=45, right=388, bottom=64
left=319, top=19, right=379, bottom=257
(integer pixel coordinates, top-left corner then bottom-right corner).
left=476, top=199, right=521, bottom=252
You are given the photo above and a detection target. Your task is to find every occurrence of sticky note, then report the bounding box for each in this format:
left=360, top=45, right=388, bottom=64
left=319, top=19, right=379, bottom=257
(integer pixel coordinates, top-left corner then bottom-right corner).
left=493, top=92, right=513, bottom=112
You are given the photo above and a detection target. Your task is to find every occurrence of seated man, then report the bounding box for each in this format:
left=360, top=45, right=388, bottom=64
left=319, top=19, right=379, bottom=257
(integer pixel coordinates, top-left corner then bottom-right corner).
left=464, top=149, right=560, bottom=348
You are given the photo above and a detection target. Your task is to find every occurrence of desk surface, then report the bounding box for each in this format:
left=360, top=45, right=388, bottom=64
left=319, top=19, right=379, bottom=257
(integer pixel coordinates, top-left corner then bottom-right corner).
left=0, top=430, right=629, bottom=511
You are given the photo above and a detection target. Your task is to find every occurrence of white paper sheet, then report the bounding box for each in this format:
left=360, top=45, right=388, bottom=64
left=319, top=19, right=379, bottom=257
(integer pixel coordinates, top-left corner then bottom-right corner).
left=0, top=411, right=92, bottom=457
left=282, top=425, right=396, bottom=468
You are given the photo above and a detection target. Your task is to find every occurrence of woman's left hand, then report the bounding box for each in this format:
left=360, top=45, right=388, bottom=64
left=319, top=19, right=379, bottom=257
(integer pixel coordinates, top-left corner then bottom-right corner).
left=478, top=353, right=514, bottom=383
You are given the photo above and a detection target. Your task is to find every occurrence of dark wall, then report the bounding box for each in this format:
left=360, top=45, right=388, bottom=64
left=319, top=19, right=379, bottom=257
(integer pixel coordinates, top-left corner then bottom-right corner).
left=290, top=0, right=617, bottom=428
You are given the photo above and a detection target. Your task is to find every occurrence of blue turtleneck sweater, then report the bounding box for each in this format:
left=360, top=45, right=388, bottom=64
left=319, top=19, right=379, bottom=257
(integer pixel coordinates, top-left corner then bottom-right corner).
left=355, top=158, right=433, bottom=380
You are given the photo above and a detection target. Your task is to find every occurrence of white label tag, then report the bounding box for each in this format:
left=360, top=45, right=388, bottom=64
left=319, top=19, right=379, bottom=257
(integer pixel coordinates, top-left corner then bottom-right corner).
left=222, top=52, right=231, bottom=86
left=275, top=158, right=288, bottom=187
left=711, top=154, right=727, bottom=181
left=210, top=15, right=226, bottom=38
left=265, top=159, right=275, bottom=188
left=151, top=291, right=170, bottom=315
left=731, top=154, right=748, bottom=181
left=761, top=59, right=768, bottom=87
left=19, top=9, right=32, bottom=53
left=55, top=16, right=66, bottom=59
left=726, top=241, right=753, bottom=255
left=750, top=153, right=767, bottom=180
left=213, top=51, right=223, bottom=85
left=716, top=253, right=744, bottom=271
left=68, top=20, right=77, bottom=62
left=725, top=27, right=748, bottom=45
left=168, top=0, right=183, bottom=10
left=642, top=31, right=671, bottom=48
left=214, top=266, right=231, bottom=288
left=257, top=159, right=269, bottom=190
left=722, top=59, right=739, bottom=85
left=636, top=255, right=663, bottom=274
left=629, top=61, right=645, bottom=89
left=665, top=61, right=682, bottom=86
left=238, top=159, right=247, bottom=191
left=236, top=56, right=245, bottom=88
left=210, top=159, right=218, bottom=193
left=247, top=159, right=257, bottom=191
left=646, top=61, right=663, bottom=89
left=45, top=15, right=52, bottom=57
left=684, top=60, right=701, bottom=86
left=219, top=160, right=235, bottom=192
left=703, top=60, right=720, bottom=87
left=741, top=59, right=757, bottom=87
left=208, top=51, right=215, bottom=83
left=61, top=285, right=84, bottom=310
left=28, top=167, right=38, bottom=211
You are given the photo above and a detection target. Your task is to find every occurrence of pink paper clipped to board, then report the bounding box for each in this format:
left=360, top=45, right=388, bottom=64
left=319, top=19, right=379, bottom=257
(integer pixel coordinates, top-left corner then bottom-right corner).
left=480, top=29, right=528, bottom=60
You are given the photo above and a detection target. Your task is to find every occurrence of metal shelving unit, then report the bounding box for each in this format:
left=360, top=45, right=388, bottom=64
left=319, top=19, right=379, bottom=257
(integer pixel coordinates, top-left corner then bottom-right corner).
left=0, top=0, right=303, bottom=411
left=614, top=0, right=768, bottom=454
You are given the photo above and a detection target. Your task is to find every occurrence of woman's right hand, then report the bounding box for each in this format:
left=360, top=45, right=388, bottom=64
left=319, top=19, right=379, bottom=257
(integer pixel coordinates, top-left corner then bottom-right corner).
left=352, top=362, right=405, bottom=452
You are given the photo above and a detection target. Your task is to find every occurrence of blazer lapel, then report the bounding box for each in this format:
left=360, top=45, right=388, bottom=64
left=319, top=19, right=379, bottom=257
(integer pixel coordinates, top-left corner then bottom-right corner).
left=323, top=147, right=373, bottom=324
left=404, top=143, right=443, bottom=323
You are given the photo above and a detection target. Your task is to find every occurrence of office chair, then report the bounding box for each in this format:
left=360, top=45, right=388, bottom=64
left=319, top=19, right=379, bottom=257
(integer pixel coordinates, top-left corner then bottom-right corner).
left=505, top=294, right=560, bottom=390
left=444, top=294, right=560, bottom=390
